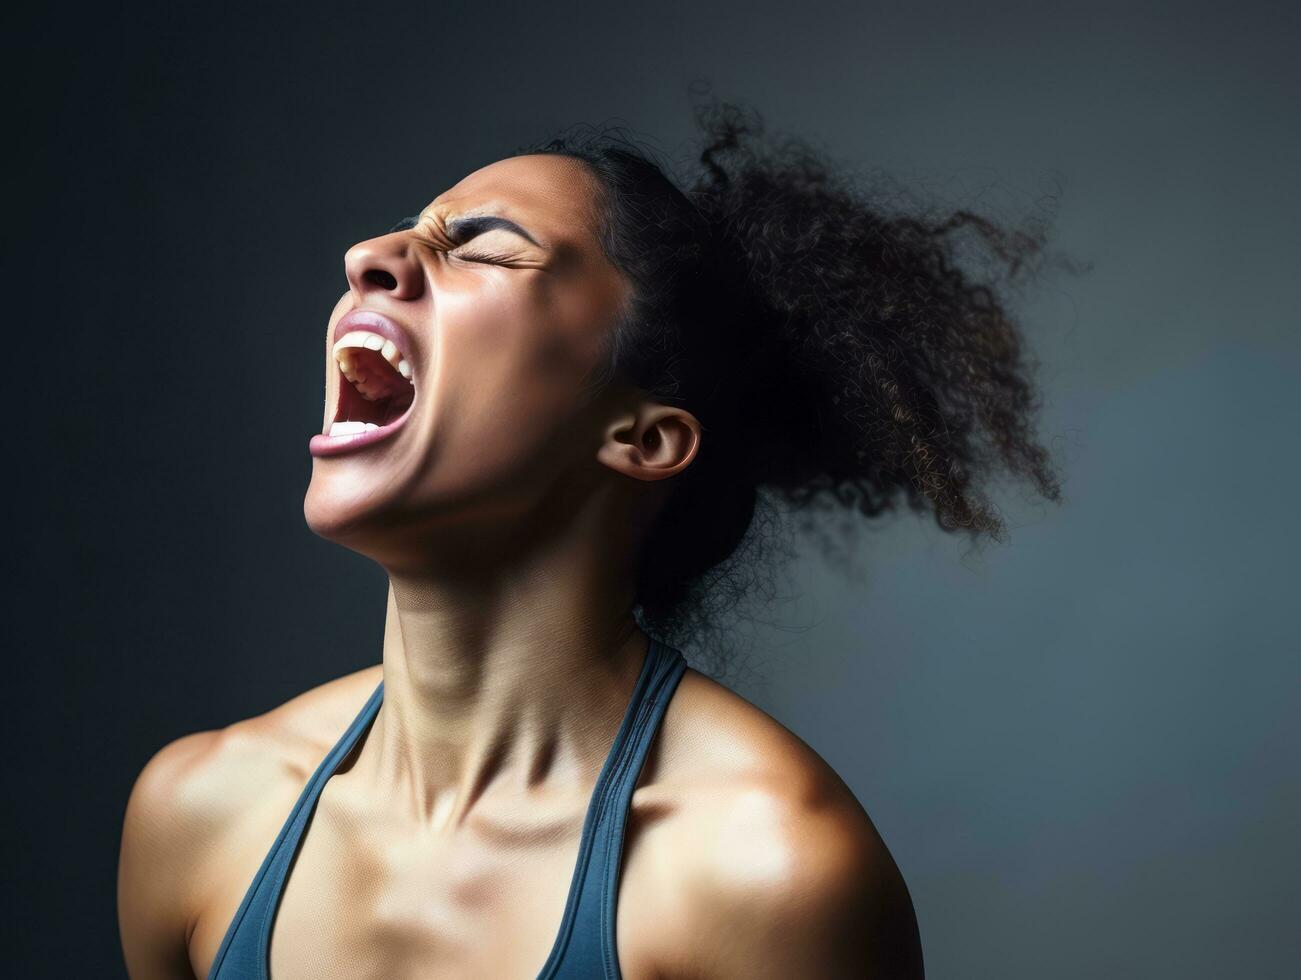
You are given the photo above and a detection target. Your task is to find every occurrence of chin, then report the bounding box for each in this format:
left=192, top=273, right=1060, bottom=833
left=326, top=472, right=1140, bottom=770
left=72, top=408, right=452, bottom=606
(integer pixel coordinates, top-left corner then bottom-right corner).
left=302, top=476, right=389, bottom=546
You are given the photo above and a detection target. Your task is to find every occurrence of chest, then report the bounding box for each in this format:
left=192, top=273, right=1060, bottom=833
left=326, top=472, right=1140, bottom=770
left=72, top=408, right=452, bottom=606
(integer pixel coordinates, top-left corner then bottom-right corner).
left=204, top=785, right=671, bottom=980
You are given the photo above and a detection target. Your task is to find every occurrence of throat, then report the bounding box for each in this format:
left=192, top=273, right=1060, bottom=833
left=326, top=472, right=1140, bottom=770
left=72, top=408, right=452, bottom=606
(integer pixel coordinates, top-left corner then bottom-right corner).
left=354, top=640, right=652, bottom=833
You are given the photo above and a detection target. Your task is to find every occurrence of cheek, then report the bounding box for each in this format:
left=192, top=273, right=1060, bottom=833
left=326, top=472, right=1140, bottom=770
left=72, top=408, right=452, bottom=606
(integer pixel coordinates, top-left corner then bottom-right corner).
left=430, top=279, right=598, bottom=476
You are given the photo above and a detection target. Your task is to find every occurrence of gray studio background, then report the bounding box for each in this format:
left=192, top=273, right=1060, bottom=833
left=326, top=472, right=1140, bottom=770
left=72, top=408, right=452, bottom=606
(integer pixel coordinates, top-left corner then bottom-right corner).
left=16, top=1, right=1297, bottom=976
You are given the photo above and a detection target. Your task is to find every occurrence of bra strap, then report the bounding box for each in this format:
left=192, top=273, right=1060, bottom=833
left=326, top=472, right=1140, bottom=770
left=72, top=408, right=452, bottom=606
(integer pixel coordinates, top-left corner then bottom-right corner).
left=205, top=679, right=385, bottom=979
left=539, top=638, right=689, bottom=979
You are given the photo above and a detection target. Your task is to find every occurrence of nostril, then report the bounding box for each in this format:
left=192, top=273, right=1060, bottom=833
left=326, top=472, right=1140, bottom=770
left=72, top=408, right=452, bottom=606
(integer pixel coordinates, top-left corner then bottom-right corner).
left=363, top=269, right=399, bottom=290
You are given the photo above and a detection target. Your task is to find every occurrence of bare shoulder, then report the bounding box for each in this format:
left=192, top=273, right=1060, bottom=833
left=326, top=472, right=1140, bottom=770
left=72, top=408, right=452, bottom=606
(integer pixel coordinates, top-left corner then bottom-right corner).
left=637, top=668, right=924, bottom=980
left=117, top=664, right=383, bottom=979
left=127, top=662, right=384, bottom=841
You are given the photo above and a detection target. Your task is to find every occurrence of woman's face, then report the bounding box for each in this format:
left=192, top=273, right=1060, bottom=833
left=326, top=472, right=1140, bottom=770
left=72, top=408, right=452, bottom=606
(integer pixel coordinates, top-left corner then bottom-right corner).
left=303, top=153, right=636, bottom=558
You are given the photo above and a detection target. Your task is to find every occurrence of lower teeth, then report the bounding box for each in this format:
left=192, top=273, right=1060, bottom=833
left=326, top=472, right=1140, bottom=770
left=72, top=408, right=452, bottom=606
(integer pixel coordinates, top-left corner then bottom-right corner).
left=329, top=420, right=380, bottom=436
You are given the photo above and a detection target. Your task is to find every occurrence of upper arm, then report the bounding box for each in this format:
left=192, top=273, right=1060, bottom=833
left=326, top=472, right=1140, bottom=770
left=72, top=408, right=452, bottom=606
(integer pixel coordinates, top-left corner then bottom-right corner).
left=118, top=730, right=221, bottom=980
left=786, top=805, right=925, bottom=979
left=676, top=788, right=924, bottom=980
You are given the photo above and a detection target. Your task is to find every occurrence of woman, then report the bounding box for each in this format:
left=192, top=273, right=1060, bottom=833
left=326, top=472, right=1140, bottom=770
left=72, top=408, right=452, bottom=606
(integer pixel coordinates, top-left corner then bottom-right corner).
left=119, top=103, right=1060, bottom=979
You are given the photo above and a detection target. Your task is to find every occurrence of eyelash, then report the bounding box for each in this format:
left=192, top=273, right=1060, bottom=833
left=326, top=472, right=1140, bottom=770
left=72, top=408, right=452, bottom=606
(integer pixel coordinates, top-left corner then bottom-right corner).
left=403, top=219, right=508, bottom=265
left=450, top=249, right=505, bottom=264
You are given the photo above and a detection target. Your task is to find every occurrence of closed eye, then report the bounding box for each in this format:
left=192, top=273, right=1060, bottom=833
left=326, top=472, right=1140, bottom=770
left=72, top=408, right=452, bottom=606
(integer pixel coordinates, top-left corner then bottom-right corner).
left=450, top=249, right=508, bottom=264
left=392, top=212, right=537, bottom=267
left=390, top=216, right=497, bottom=262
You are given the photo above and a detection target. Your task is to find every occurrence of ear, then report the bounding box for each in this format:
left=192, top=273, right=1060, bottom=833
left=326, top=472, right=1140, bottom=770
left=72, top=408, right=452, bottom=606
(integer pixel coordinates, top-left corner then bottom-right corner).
left=596, top=402, right=701, bottom=482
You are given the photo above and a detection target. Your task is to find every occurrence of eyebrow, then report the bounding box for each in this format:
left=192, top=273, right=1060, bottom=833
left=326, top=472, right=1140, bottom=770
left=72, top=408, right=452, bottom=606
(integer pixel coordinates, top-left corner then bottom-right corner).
left=445, top=213, right=544, bottom=248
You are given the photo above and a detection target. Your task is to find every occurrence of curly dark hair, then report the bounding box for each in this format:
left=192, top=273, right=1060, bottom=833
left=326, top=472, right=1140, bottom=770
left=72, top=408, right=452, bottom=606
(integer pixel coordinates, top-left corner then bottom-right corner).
left=518, top=100, right=1066, bottom=678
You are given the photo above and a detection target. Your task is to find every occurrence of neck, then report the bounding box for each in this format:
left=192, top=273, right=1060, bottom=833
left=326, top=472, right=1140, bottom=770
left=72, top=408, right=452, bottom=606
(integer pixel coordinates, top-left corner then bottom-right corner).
left=345, top=523, right=651, bottom=834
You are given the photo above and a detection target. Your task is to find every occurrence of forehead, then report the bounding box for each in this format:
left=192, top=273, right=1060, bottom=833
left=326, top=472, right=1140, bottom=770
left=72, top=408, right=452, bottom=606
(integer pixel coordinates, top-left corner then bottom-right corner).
left=424, top=154, right=602, bottom=244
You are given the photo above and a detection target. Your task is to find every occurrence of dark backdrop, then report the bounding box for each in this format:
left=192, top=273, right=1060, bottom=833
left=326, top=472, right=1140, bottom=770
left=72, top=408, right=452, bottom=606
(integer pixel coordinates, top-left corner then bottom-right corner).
left=10, top=1, right=1299, bottom=977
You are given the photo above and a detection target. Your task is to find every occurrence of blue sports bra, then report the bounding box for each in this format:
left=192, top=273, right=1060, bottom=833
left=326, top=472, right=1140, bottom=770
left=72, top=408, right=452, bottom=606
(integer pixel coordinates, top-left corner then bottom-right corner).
left=205, top=637, right=689, bottom=979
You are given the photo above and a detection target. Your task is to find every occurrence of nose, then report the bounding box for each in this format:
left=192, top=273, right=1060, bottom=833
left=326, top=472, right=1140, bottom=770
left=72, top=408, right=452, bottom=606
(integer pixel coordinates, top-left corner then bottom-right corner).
left=344, top=229, right=425, bottom=302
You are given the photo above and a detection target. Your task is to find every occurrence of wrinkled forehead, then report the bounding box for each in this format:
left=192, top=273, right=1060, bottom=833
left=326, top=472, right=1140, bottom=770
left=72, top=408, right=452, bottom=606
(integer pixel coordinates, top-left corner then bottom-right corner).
left=423, top=154, right=604, bottom=244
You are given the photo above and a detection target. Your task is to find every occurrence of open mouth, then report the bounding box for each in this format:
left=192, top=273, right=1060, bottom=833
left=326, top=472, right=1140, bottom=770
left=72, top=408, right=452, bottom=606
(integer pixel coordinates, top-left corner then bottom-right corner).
left=329, top=331, right=416, bottom=435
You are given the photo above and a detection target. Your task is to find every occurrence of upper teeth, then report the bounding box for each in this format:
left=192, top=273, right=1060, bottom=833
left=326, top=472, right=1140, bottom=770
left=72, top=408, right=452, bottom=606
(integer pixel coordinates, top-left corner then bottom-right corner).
left=332, top=330, right=413, bottom=400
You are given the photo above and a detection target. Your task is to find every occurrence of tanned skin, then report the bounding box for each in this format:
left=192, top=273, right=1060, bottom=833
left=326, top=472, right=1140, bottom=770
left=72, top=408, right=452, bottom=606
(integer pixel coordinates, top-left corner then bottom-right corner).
left=118, top=154, right=924, bottom=980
